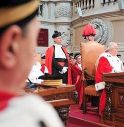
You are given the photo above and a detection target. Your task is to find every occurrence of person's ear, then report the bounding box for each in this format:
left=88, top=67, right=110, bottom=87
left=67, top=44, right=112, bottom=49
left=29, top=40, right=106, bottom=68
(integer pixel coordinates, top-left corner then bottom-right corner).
left=0, top=25, right=22, bottom=69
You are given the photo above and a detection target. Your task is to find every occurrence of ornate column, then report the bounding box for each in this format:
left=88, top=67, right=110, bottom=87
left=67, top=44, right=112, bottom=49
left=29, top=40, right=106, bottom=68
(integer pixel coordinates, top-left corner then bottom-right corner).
left=104, top=82, right=112, bottom=120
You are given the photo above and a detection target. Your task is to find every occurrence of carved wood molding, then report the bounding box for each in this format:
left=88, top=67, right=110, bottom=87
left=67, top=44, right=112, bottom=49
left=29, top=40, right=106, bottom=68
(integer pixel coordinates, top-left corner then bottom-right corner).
left=104, top=82, right=112, bottom=120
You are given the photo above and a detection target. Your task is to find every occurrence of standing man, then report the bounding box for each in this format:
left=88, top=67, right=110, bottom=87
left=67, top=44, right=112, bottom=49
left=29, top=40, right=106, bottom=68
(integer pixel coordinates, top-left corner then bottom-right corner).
left=45, top=31, right=72, bottom=84
left=0, top=1, right=64, bottom=127
left=70, top=53, right=83, bottom=105
left=81, top=24, right=101, bottom=107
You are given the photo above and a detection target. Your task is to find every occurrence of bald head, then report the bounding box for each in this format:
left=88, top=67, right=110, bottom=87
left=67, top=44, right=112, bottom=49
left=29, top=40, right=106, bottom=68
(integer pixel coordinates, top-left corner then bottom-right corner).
left=106, top=42, right=118, bottom=50
left=106, top=42, right=119, bottom=56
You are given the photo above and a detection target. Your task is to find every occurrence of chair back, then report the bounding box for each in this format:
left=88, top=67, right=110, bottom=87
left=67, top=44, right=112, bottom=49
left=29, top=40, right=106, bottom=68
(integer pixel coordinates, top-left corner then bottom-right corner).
left=80, top=41, right=105, bottom=77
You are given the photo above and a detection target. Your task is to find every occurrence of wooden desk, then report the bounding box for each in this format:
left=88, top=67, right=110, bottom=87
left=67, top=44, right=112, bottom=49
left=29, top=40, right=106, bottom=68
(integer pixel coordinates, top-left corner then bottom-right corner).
left=25, top=85, right=77, bottom=122
left=103, top=72, right=124, bottom=127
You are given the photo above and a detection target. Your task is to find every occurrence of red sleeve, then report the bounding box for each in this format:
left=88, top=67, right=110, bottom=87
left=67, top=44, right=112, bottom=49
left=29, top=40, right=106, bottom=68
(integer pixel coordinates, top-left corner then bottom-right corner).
left=62, top=47, right=72, bottom=84
left=95, top=57, right=112, bottom=83
left=71, top=64, right=82, bottom=84
left=45, top=46, right=54, bottom=75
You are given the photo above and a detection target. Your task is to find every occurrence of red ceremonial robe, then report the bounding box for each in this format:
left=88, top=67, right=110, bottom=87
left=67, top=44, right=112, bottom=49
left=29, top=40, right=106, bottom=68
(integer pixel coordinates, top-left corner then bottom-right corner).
left=95, top=57, right=112, bottom=114
left=0, top=91, right=16, bottom=111
left=71, top=64, right=83, bottom=105
left=45, top=46, right=72, bottom=84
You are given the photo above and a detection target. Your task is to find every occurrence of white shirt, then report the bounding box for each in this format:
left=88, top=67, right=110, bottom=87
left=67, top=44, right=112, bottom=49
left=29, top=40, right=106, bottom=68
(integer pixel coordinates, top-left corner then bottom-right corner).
left=54, top=44, right=66, bottom=59
left=0, top=95, right=64, bottom=127
left=77, top=64, right=82, bottom=70
left=28, top=62, right=43, bottom=84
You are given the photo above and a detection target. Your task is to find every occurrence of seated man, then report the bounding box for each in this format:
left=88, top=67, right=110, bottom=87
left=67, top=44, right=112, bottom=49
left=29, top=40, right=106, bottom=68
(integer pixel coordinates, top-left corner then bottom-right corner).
left=95, top=42, right=124, bottom=114
left=28, top=53, right=43, bottom=84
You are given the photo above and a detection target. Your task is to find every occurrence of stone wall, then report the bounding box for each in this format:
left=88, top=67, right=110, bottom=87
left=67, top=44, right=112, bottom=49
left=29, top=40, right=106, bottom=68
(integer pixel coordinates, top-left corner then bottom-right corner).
left=37, top=0, right=72, bottom=53
left=71, top=15, right=124, bottom=61
left=71, top=0, right=124, bottom=61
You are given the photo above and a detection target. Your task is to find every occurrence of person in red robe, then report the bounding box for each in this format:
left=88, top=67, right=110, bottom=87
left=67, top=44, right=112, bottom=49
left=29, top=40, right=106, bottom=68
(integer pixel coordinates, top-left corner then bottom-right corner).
left=81, top=24, right=100, bottom=107
left=82, top=24, right=96, bottom=41
left=45, top=31, right=72, bottom=84
left=69, top=53, right=83, bottom=105
left=95, top=42, right=124, bottom=114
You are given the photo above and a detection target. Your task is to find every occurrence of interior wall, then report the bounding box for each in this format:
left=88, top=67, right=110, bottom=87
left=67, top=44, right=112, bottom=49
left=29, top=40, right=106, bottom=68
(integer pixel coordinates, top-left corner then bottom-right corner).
left=112, top=20, right=124, bottom=42
left=72, top=26, right=83, bottom=52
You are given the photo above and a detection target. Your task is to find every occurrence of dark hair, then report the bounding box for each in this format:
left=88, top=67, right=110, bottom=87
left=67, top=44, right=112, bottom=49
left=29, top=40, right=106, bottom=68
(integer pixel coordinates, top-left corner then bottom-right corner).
left=41, top=54, right=45, bottom=59
left=83, top=34, right=96, bottom=39
left=69, top=53, right=74, bottom=57
left=74, top=53, right=81, bottom=59
left=0, top=0, right=38, bottom=37
left=0, top=9, right=38, bottom=37
left=52, top=31, right=61, bottom=39
left=0, top=0, right=30, bottom=7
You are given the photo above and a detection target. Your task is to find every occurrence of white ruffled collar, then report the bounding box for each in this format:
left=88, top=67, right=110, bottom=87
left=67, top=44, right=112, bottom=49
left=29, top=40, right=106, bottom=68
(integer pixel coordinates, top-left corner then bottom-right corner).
left=54, top=44, right=62, bottom=47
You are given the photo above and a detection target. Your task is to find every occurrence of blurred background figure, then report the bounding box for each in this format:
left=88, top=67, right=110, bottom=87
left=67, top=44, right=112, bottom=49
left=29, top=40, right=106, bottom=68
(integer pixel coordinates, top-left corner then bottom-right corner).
left=69, top=53, right=83, bottom=106
left=28, top=53, right=43, bottom=85
left=69, top=53, right=76, bottom=65
left=40, top=53, right=48, bottom=74
left=74, top=53, right=82, bottom=70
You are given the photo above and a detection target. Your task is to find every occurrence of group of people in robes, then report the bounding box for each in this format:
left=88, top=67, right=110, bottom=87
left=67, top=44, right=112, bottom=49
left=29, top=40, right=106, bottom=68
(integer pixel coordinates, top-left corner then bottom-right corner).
left=27, top=29, right=84, bottom=105
left=44, top=31, right=84, bottom=105
left=25, top=18, right=124, bottom=119
left=44, top=23, right=124, bottom=116
left=81, top=24, right=124, bottom=115
left=28, top=23, right=124, bottom=116
left=1, top=1, right=124, bottom=126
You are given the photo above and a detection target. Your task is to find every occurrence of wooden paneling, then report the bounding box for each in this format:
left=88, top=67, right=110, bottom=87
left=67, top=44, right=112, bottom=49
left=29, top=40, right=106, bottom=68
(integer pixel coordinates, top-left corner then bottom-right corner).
left=103, top=72, right=124, bottom=126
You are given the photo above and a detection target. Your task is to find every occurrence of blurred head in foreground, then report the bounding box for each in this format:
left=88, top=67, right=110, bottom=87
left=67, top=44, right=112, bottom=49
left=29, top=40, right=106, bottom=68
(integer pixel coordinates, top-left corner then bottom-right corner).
left=0, top=0, right=40, bottom=92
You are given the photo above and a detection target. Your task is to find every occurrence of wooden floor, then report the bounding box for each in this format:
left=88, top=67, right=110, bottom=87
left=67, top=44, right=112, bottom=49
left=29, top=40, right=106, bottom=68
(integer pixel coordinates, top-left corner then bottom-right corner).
left=67, top=105, right=111, bottom=127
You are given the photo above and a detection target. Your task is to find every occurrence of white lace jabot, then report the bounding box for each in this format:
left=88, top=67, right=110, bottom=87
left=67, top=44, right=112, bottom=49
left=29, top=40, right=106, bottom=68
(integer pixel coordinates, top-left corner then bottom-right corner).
left=54, top=44, right=66, bottom=59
